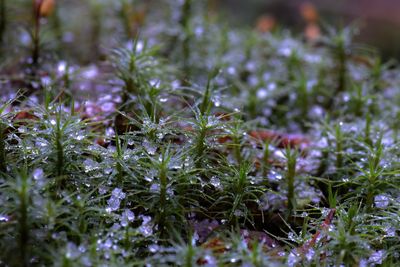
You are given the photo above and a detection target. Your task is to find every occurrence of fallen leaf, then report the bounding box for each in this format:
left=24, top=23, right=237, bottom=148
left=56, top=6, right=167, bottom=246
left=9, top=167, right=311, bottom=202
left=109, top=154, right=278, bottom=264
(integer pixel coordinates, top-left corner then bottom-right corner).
left=256, top=15, right=276, bottom=33
left=300, top=2, right=319, bottom=23
left=305, top=23, right=321, bottom=42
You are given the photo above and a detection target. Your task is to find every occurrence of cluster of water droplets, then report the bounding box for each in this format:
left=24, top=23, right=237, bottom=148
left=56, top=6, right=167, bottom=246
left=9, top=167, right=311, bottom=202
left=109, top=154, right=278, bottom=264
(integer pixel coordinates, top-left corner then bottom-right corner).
left=143, top=139, right=157, bottom=155
left=106, top=188, right=126, bottom=213
left=374, top=194, right=390, bottom=208
left=120, top=209, right=135, bottom=227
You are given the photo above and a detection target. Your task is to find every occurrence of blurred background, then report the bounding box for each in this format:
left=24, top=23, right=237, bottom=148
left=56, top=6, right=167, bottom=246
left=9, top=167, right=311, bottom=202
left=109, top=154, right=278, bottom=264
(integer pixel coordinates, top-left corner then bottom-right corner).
left=1, top=0, right=400, bottom=62
left=221, top=0, right=400, bottom=60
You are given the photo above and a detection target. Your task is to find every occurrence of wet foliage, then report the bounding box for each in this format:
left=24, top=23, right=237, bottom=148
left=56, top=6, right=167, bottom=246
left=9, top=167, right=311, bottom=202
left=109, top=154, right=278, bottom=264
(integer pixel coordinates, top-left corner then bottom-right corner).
left=0, top=1, right=399, bottom=266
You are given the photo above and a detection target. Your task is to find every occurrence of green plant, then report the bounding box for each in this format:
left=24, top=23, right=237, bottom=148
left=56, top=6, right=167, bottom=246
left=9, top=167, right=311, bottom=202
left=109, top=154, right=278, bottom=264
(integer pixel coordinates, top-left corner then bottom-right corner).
left=1, top=2, right=400, bottom=266
left=283, top=146, right=298, bottom=214
left=180, top=0, right=193, bottom=83
left=215, top=162, right=265, bottom=226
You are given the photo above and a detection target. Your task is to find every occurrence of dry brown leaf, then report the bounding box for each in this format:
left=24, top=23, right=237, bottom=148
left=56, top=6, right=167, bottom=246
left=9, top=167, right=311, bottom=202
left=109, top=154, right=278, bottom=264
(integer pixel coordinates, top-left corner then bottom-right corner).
left=305, top=23, right=321, bottom=42
left=256, top=15, right=276, bottom=33
left=38, top=0, right=55, bottom=17
left=300, top=2, right=318, bottom=23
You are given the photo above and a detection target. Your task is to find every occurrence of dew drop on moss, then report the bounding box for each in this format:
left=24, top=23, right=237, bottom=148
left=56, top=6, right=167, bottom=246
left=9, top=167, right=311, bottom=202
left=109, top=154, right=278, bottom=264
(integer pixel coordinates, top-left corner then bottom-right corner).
left=374, top=194, right=390, bottom=208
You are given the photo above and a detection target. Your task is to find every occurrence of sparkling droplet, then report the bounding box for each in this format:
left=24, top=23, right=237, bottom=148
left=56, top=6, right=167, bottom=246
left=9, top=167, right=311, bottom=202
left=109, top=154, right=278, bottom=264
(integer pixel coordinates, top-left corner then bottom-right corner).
left=33, top=168, right=44, bottom=180
left=374, top=195, right=390, bottom=208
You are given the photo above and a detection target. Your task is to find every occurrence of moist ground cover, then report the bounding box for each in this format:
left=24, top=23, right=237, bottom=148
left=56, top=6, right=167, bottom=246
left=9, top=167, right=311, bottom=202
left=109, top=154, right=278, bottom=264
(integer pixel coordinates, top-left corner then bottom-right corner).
left=0, top=1, right=399, bottom=266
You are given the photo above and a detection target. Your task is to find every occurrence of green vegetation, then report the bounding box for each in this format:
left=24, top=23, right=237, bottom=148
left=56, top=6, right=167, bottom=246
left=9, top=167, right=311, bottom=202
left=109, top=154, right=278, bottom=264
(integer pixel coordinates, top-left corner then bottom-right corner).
left=0, top=1, right=399, bottom=266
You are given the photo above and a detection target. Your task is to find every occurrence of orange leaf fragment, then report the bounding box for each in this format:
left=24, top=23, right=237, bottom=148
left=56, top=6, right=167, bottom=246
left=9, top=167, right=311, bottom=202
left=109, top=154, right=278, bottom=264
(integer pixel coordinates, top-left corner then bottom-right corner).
left=249, top=130, right=310, bottom=150
left=34, top=0, right=55, bottom=18
left=13, top=111, right=39, bottom=122
left=305, top=23, right=321, bottom=42
left=300, top=2, right=319, bottom=23
left=256, top=15, right=276, bottom=33
left=202, top=237, right=228, bottom=253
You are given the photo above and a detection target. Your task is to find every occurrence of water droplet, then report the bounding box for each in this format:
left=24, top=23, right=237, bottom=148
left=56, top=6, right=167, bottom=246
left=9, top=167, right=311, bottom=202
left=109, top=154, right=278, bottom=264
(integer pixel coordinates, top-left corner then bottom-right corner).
left=150, top=184, right=160, bottom=193
left=269, top=170, right=283, bottom=181
left=301, top=212, right=308, bottom=218
left=65, top=242, right=80, bottom=260
left=305, top=248, right=315, bottom=261
left=287, top=250, right=300, bottom=267
left=78, top=245, right=87, bottom=253
left=41, top=76, right=52, bottom=86
left=0, top=214, right=9, bottom=222
left=139, top=224, right=153, bottom=237
left=18, top=126, right=27, bottom=133
left=83, top=158, right=100, bottom=173
left=112, top=188, right=126, bottom=199
left=104, top=239, right=112, bottom=249
left=104, top=168, right=113, bottom=175
left=143, top=139, right=157, bottom=155
left=257, top=88, right=268, bottom=99
left=234, top=210, right=244, bottom=217
left=120, top=209, right=135, bottom=227
left=210, top=176, right=221, bottom=189
left=341, top=177, right=349, bottom=183
left=98, top=186, right=107, bottom=195
left=101, top=102, right=115, bottom=113
left=368, top=250, right=385, bottom=265
left=141, top=215, right=151, bottom=224
left=106, top=188, right=126, bottom=212
left=374, top=194, right=390, bottom=208
left=230, top=258, right=239, bottom=263
left=384, top=226, right=396, bottom=237
left=33, top=168, right=44, bottom=180
left=106, top=127, right=115, bottom=137
left=288, top=232, right=296, bottom=242
left=82, top=65, right=98, bottom=79
left=148, top=244, right=159, bottom=253
left=57, top=61, right=67, bottom=74
left=206, top=116, right=219, bottom=128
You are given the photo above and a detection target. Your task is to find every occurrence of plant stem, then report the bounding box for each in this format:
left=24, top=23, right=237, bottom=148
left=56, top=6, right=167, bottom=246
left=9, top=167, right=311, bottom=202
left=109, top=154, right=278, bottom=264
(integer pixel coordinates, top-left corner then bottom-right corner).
left=55, top=116, right=64, bottom=177
left=336, top=33, right=347, bottom=93
left=298, top=74, right=309, bottom=123
left=0, top=0, right=6, bottom=47
left=200, top=78, right=211, bottom=116
left=120, top=0, right=133, bottom=39
left=122, top=50, right=138, bottom=104
left=195, top=126, right=206, bottom=169
left=364, top=112, right=372, bottom=146
left=180, top=0, right=192, bottom=83
left=18, top=171, right=30, bottom=267
left=372, top=57, right=382, bottom=91
left=229, top=165, right=246, bottom=223
left=0, top=123, right=6, bottom=172
left=285, top=148, right=297, bottom=213
left=366, top=137, right=382, bottom=211
left=262, top=140, right=270, bottom=176
left=90, top=3, right=101, bottom=61
left=115, top=134, right=124, bottom=185
left=185, top=238, right=195, bottom=267
left=159, top=152, right=168, bottom=236
left=51, top=3, right=64, bottom=57
left=317, top=127, right=329, bottom=176
left=32, top=2, right=41, bottom=66
left=335, top=123, right=343, bottom=170
left=233, top=135, right=242, bottom=165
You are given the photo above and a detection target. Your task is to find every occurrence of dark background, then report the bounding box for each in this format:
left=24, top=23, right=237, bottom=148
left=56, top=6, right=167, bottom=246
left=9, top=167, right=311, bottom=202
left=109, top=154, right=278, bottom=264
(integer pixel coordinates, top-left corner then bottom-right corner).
left=220, top=0, right=400, bottom=60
